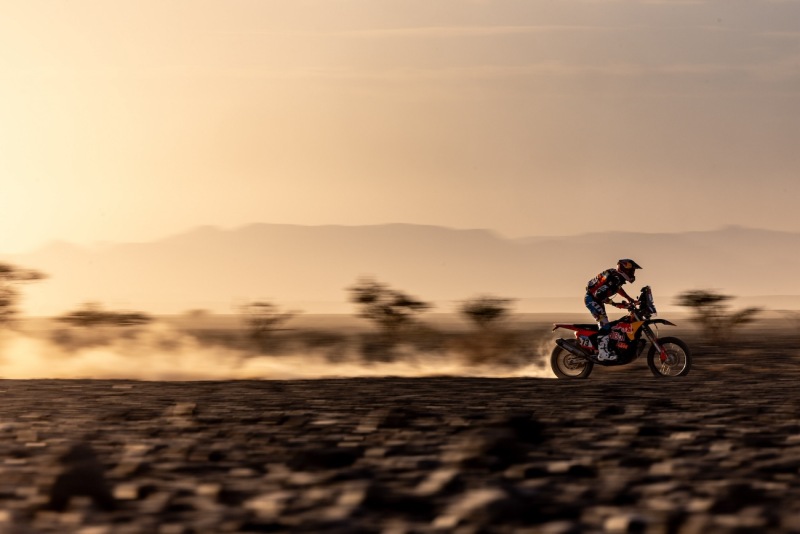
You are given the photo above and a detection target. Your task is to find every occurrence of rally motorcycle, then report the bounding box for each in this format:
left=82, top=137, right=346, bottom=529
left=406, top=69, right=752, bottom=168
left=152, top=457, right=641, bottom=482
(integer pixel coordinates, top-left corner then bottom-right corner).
left=551, top=286, right=691, bottom=379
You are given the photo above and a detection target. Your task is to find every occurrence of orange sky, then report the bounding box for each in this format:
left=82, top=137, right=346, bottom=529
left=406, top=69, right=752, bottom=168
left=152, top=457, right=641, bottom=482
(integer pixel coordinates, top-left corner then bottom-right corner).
left=2, top=0, right=800, bottom=253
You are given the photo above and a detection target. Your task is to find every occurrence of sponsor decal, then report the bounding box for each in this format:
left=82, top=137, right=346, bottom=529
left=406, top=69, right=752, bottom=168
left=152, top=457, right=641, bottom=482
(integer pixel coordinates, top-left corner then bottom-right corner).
left=612, top=321, right=645, bottom=340
left=626, top=321, right=644, bottom=340
left=614, top=323, right=634, bottom=334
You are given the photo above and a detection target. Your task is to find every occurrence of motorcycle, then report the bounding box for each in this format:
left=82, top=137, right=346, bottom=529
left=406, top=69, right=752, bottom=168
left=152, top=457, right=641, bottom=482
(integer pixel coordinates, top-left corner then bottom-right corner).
left=551, top=286, right=691, bottom=379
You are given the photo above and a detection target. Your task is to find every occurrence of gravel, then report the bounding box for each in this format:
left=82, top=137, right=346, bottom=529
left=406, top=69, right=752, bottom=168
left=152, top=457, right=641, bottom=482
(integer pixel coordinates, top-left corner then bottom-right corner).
left=1, top=348, right=799, bottom=533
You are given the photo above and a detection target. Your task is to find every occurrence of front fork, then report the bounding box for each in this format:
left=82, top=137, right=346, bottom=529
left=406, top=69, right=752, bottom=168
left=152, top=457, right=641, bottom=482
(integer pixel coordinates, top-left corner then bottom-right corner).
left=643, top=325, right=667, bottom=362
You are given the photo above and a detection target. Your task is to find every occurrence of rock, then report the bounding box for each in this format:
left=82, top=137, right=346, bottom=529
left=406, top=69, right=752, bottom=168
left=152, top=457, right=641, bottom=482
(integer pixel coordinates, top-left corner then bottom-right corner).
left=603, top=513, right=648, bottom=533
left=288, top=447, right=364, bottom=471
left=48, top=442, right=115, bottom=512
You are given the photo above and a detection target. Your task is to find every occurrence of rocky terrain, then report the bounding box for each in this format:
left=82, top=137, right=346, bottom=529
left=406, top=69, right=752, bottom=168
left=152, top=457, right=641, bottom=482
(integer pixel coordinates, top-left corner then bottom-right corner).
left=1, top=337, right=800, bottom=533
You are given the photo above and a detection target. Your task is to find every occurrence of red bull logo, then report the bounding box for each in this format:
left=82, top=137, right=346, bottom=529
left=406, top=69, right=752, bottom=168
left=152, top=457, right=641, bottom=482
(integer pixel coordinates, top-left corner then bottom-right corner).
left=612, top=321, right=644, bottom=340
left=614, top=323, right=633, bottom=334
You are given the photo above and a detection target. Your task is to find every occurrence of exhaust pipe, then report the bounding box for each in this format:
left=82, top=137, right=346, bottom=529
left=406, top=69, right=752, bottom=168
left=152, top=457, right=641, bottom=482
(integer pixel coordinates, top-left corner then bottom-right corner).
left=555, top=338, right=591, bottom=361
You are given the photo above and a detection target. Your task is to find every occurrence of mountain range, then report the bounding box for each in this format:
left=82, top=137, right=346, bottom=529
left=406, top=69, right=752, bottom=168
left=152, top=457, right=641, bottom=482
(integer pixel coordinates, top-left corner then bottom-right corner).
left=2, top=224, right=799, bottom=316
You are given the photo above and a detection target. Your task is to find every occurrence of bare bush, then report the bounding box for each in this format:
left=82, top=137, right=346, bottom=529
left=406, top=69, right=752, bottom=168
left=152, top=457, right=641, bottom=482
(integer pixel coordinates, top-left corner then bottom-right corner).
left=348, top=277, right=432, bottom=361
left=348, top=278, right=431, bottom=334
left=460, top=295, right=515, bottom=330
left=674, top=290, right=761, bottom=345
left=0, top=262, right=46, bottom=326
left=240, top=301, right=298, bottom=353
left=57, top=302, right=153, bottom=328
left=51, top=303, right=153, bottom=350
left=455, top=295, right=524, bottom=365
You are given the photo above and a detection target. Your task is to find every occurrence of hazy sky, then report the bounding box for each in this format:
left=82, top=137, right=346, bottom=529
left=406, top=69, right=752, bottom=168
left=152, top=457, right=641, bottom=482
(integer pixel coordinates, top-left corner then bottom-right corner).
left=2, top=0, right=799, bottom=253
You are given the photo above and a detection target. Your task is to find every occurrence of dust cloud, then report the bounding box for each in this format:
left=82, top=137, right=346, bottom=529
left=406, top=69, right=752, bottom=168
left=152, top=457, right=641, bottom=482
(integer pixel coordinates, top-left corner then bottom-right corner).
left=0, top=325, right=556, bottom=380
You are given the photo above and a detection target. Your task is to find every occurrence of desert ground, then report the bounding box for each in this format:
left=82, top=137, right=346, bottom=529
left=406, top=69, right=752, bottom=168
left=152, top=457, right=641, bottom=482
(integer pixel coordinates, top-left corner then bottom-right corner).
left=1, top=323, right=800, bottom=533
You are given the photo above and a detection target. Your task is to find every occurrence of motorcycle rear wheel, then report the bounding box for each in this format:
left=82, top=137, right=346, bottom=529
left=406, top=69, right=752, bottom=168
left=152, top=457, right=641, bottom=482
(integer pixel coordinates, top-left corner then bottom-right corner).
left=551, top=342, right=594, bottom=379
left=647, top=336, right=691, bottom=377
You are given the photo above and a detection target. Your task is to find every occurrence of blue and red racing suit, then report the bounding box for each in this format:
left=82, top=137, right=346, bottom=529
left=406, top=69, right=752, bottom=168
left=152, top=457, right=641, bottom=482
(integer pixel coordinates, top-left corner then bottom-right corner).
left=585, top=268, right=630, bottom=330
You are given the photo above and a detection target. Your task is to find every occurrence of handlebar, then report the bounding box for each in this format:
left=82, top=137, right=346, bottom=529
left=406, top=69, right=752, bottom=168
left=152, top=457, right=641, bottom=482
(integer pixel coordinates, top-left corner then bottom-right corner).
left=611, top=300, right=639, bottom=310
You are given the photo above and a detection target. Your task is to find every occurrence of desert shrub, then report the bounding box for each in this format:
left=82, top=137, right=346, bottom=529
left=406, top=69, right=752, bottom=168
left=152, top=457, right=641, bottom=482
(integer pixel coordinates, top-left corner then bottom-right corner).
left=57, top=302, right=152, bottom=328
left=240, top=301, right=298, bottom=353
left=348, top=277, right=431, bottom=334
left=348, top=277, right=432, bottom=360
left=0, top=262, right=46, bottom=326
left=674, top=290, right=761, bottom=345
left=455, top=295, right=524, bottom=365
left=459, top=295, right=515, bottom=330
left=52, top=303, right=153, bottom=349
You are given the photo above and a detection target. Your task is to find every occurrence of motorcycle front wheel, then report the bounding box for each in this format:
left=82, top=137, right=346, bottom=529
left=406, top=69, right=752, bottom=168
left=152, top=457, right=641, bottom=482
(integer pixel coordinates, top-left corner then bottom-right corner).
left=551, top=342, right=594, bottom=379
left=647, top=336, right=691, bottom=377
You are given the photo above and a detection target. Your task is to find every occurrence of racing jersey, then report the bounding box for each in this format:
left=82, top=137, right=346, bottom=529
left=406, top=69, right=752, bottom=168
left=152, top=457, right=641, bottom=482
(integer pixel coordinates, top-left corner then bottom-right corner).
left=586, top=269, right=627, bottom=302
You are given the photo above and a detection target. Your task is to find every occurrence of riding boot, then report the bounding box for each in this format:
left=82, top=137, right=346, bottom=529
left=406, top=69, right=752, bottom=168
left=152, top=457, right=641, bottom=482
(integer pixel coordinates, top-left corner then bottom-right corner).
left=597, top=335, right=617, bottom=362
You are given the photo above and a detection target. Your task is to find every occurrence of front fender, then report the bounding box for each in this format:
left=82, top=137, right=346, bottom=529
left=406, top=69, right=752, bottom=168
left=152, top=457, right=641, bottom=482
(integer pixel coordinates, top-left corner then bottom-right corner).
left=648, top=319, right=676, bottom=327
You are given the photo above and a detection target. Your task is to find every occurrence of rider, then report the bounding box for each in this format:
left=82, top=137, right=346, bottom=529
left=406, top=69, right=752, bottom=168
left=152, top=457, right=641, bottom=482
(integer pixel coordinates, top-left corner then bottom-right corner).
left=585, top=259, right=642, bottom=361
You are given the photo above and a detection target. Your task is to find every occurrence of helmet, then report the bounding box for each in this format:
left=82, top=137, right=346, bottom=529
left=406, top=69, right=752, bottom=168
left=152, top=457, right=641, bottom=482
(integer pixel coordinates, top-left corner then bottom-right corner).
left=617, top=259, right=642, bottom=282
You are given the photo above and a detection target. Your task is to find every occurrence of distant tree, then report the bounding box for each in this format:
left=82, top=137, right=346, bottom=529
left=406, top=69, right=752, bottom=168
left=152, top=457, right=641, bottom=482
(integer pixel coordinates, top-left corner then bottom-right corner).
left=456, top=295, right=523, bottom=365
left=57, top=302, right=153, bottom=328
left=348, top=277, right=431, bottom=334
left=0, top=262, right=47, bottom=326
left=674, top=290, right=761, bottom=344
left=348, top=277, right=433, bottom=362
left=240, top=301, right=297, bottom=340
left=460, top=295, right=516, bottom=330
